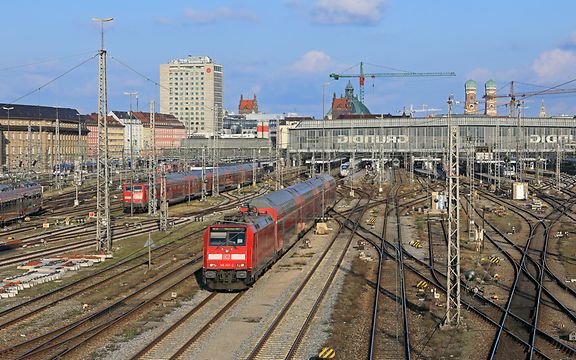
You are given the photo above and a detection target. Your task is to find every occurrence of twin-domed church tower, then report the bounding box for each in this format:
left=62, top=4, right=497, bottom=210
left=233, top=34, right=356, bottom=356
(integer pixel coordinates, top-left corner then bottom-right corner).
left=464, top=79, right=497, bottom=116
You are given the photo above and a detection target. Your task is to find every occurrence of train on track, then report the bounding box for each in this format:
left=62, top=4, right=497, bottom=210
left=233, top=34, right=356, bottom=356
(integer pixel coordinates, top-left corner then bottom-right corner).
left=0, top=182, right=42, bottom=224
left=339, top=162, right=351, bottom=177
left=203, top=174, right=337, bottom=290
left=122, top=163, right=261, bottom=212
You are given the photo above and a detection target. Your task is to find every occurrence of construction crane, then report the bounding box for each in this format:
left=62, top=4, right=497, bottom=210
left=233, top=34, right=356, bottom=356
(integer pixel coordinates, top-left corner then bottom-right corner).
left=404, top=104, right=442, bottom=116
left=483, top=80, right=576, bottom=117
left=329, top=61, right=456, bottom=103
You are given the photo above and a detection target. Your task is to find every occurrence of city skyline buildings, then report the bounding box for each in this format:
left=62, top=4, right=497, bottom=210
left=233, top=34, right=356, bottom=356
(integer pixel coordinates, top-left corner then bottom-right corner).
left=0, top=2, right=575, bottom=118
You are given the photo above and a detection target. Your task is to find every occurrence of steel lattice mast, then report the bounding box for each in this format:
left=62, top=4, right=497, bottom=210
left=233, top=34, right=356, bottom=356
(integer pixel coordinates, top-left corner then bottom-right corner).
left=55, top=109, right=61, bottom=190
left=444, top=95, right=461, bottom=327
left=148, top=101, right=157, bottom=215
left=94, top=17, right=113, bottom=252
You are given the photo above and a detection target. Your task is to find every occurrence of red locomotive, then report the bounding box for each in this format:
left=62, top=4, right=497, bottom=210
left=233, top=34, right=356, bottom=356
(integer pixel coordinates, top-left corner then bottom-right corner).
left=123, top=163, right=258, bottom=212
left=203, top=174, right=337, bottom=290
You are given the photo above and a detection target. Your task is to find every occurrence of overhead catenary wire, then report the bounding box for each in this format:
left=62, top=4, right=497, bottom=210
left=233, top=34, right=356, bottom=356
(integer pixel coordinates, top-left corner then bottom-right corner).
left=109, top=55, right=168, bottom=91
left=0, top=51, right=98, bottom=72
left=8, top=53, right=99, bottom=105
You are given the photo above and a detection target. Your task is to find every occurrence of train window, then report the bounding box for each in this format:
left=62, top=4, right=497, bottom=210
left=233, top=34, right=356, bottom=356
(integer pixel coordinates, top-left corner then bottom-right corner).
left=125, top=186, right=133, bottom=192
left=209, top=227, right=246, bottom=246
left=133, top=185, right=143, bottom=192
left=228, top=231, right=246, bottom=246
left=209, top=230, right=227, bottom=246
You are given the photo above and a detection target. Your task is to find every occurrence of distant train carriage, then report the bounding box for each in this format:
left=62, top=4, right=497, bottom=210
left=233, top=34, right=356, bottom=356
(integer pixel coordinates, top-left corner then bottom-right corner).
left=0, top=182, right=42, bottom=224
left=203, top=174, right=337, bottom=290
left=339, top=162, right=350, bottom=177
left=122, top=163, right=258, bottom=212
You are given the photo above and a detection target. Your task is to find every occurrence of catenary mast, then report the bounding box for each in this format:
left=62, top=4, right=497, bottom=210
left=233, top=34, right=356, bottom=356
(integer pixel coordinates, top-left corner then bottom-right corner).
left=93, top=17, right=113, bottom=252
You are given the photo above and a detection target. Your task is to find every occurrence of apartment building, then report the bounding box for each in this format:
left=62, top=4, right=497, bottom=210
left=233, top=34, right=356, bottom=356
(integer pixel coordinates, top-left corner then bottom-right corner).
left=159, top=55, right=223, bottom=136
left=132, top=111, right=186, bottom=155
left=109, top=111, right=144, bottom=159
left=83, top=114, right=125, bottom=161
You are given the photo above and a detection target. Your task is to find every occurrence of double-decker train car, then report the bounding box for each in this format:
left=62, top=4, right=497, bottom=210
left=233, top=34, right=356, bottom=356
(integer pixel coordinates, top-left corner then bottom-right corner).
left=203, top=174, right=337, bottom=290
left=0, top=182, right=42, bottom=224
left=123, top=163, right=258, bottom=212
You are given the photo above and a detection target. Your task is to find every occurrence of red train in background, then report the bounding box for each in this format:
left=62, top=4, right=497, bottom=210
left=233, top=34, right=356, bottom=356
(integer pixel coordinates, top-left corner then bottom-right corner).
left=203, top=174, right=337, bottom=290
left=123, top=163, right=259, bottom=212
left=0, top=182, right=42, bottom=225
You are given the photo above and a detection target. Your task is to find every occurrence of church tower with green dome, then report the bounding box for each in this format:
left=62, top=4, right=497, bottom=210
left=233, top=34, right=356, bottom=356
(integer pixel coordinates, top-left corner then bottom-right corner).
left=464, top=79, right=478, bottom=114
left=328, top=81, right=371, bottom=119
left=484, top=79, right=497, bottom=116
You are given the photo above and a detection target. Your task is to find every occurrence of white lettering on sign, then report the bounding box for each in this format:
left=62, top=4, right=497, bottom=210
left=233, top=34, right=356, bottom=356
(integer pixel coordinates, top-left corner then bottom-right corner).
left=337, top=135, right=409, bottom=144
left=529, top=135, right=574, bottom=143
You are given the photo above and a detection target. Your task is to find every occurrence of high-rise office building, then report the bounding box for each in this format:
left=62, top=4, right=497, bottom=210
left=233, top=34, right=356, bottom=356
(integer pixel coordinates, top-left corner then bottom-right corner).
left=160, top=56, right=223, bottom=136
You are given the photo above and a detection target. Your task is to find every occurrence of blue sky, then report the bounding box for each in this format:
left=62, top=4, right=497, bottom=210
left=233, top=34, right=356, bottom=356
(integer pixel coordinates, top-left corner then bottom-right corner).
left=1, top=1, right=576, bottom=117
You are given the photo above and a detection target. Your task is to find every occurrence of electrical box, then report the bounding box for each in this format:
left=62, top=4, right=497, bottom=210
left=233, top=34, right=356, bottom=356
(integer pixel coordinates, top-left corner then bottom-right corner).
left=512, top=182, right=528, bottom=200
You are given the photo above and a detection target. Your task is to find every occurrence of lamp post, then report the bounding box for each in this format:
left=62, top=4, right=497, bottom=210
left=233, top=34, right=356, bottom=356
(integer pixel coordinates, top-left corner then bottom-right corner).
left=2, top=106, right=14, bottom=174
left=124, top=91, right=138, bottom=216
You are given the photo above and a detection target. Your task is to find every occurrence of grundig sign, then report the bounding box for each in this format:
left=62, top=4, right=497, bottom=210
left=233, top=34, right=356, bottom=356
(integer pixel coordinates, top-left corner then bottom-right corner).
left=337, top=135, right=409, bottom=144
left=529, top=135, right=575, bottom=144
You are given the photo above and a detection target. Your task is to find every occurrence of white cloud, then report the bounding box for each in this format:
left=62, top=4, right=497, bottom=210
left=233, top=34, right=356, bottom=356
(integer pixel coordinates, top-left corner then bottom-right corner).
left=290, top=50, right=335, bottom=73
left=311, top=0, right=387, bottom=25
left=531, top=48, right=576, bottom=82
left=184, top=7, right=258, bottom=24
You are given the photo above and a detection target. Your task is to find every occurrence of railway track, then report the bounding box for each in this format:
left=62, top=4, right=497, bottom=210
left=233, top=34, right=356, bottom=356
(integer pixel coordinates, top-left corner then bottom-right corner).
left=329, top=172, right=574, bottom=359
left=245, top=196, right=369, bottom=359
left=0, top=228, right=204, bottom=332
left=367, top=170, right=411, bottom=359
left=0, top=257, right=202, bottom=359
left=469, top=188, right=576, bottom=358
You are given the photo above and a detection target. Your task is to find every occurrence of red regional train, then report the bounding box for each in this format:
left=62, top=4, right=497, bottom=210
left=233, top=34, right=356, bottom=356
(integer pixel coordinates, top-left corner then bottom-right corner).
left=123, top=163, right=259, bottom=212
left=0, top=182, right=42, bottom=225
left=203, top=174, right=337, bottom=290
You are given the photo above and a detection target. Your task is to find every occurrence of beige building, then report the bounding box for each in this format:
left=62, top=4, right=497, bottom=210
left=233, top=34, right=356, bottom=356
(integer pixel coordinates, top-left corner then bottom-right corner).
left=83, top=114, right=125, bottom=161
left=160, top=55, right=223, bottom=136
left=0, top=104, right=88, bottom=174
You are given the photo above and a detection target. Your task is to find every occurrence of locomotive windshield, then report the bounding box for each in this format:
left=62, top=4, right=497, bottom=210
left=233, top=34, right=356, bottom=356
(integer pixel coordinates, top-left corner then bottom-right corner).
left=125, top=185, right=143, bottom=192
left=209, top=227, right=246, bottom=246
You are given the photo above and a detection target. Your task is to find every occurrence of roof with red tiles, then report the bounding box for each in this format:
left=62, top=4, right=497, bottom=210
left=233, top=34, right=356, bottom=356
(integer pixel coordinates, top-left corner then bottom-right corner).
left=332, top=98, right=348, bottom=109
left=240, top=99, right=256, bottom=112
left=132, top=112, right=185, bottom=128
